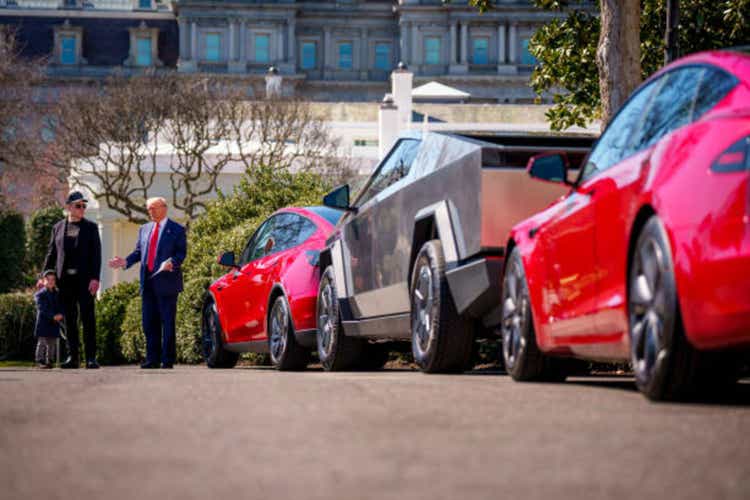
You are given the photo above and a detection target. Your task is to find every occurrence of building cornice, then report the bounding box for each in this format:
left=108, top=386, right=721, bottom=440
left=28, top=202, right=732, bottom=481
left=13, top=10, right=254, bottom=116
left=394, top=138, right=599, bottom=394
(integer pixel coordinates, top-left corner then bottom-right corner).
left=0, top=8, right=175, bottom=19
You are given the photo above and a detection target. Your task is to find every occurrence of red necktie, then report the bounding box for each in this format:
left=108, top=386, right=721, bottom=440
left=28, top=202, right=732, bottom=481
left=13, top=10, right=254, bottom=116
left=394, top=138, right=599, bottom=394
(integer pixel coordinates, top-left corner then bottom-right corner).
left=147, top=221, right=160, bottom=272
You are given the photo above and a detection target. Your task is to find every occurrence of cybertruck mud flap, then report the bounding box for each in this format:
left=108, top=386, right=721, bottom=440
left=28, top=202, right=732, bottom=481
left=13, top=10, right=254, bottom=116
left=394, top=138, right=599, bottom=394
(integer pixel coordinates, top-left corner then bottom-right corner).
left=445, top=256, right=504, bottom=320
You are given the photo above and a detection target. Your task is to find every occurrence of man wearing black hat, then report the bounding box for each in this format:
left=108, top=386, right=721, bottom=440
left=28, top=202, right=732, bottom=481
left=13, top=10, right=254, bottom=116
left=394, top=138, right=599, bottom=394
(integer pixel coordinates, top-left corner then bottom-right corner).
left=43, top=191, right=102, bottom=369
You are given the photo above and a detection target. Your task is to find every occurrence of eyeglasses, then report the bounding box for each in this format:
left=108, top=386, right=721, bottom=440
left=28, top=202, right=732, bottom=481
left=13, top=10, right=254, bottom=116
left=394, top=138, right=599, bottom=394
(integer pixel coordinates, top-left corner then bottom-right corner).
left=72, top=203, right=87, bottom=209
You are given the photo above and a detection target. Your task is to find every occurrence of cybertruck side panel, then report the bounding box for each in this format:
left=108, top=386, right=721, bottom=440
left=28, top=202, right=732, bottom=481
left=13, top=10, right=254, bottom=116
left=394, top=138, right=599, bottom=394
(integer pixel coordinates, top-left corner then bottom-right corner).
left=479, top=168, right=571, bottom=251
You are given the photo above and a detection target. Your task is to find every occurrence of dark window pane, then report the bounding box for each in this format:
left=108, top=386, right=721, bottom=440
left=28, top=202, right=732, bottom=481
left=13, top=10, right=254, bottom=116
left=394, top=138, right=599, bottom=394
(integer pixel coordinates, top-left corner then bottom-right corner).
left=693, top=66, right=737, bottom=119
left=629, top=67, right=704, bottom=153
left=357, top=138, right=420, bottom=205
left=582, top=78, right=661, bottom=180
left=307, top=206, right=343, bottom=226
left=240, top=218, right=274, bottom=265
left=272, top=213, right=317, bottom=253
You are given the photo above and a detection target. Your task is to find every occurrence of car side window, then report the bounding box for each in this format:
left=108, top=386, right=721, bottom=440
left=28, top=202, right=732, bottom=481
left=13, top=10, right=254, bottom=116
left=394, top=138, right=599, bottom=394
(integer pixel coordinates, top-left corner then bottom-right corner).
left=272, top=213, right=317, bottom=253
left=692, top=65, right=737, bottom=119
left=582, top=77, right=661, bottom=181
left=629, top=67, right=705, bottom=153
left=356, top=138, right=420, bottom=206
left=239, top=218, right=271, bottom=266
left=246, top=216, right=277, bottom=263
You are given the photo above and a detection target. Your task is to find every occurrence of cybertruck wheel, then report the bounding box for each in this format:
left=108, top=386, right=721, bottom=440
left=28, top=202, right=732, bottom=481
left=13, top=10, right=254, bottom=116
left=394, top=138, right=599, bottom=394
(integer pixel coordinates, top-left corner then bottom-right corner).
left=317, top=266, right=364, bottom=371
left=269, top=295, right=310, bottom=371
left=501, top=247, right=565, bottom=382
left=410, top=240, right=474, bottom=373
left=627, top=216, right=723, bottom=401
left=201, top=297, right=239, bottom=369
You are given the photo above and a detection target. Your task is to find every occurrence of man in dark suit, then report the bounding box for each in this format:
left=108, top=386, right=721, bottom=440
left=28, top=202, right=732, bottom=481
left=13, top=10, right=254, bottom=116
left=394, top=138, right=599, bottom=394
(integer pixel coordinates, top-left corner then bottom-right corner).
left=109, top=197, right=187, bottom=369
left=43, top=191, right=102, bottom=369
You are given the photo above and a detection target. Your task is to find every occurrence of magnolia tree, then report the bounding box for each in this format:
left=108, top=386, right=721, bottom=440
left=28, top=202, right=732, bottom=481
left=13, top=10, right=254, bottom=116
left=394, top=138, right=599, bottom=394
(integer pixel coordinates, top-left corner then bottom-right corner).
left=48, top=72, right=349, bottom=225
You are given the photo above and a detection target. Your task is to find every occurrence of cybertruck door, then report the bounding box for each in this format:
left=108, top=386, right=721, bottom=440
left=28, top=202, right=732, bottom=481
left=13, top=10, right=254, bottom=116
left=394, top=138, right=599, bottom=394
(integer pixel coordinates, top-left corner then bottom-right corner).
left=366, top=138, right=421, bottom=317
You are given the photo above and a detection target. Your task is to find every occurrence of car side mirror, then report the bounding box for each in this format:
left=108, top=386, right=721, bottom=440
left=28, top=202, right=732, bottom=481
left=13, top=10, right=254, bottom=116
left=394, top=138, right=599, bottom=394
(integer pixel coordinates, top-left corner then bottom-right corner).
left=217, top=251, right=239, bottom=269
left=527, top=152, right=572, bottom=185
left=323, top=184, right=353, bottom=211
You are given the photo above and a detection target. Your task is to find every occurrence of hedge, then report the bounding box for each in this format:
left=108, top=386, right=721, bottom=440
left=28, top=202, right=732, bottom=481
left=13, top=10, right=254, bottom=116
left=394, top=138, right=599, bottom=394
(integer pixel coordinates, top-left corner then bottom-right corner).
left=26, top=206, right=64, bottom=276
left=0, top=292, right=36, bottom=361
left=96, top=280, right=139, bottom=364
left=0, top=211, right=27, bottom=293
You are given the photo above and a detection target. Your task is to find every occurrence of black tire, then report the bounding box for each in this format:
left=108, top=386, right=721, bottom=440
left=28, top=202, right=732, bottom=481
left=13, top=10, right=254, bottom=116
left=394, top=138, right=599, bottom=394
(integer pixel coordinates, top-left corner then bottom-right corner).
left=627, top=216, right=736, bottom=401
left=201, top=297, right=239, bottom=369
left=500, top=246, right=565, bottom=382
left=316, top=266, right=364, bottom=371
left=358, top=342, right=391, bottom=371
left=268, top=295, right=310, bottom=371
left=410, top=239, right=474, bottom=373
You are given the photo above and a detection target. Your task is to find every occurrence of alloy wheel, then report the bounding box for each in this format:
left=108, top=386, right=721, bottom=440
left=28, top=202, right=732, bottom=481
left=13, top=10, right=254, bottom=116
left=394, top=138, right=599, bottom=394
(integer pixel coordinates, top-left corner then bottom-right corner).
left=318, top=279, right=336, bottom=357
left=502, top=258, right=526, bottom=369
left=629, top=236, right=668, bottom=383
left=202, top=302, right=218, bottom=359
left=270, top=299, right=289, bottom=362
left=412, top=263, right=435, bottom=358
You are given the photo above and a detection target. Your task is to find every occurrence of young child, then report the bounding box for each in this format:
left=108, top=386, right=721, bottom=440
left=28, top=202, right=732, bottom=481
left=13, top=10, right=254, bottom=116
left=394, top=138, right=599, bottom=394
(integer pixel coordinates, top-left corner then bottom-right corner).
left=34, top=270, right=64, bottom=369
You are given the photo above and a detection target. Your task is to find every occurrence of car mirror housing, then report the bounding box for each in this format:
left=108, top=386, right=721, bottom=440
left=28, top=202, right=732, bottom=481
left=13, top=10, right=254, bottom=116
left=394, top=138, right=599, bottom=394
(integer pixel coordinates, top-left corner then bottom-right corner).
left=323, top=184, right=353, bottom=211
left=527, top=152, right=572, bottom=185
left=218, top=251, right=239, bottom=269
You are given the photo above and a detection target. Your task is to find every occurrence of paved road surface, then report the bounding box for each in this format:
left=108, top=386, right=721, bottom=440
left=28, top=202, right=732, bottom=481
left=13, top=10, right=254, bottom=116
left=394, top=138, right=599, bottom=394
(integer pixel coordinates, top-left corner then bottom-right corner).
left=1, top=366, right=748, bottom=500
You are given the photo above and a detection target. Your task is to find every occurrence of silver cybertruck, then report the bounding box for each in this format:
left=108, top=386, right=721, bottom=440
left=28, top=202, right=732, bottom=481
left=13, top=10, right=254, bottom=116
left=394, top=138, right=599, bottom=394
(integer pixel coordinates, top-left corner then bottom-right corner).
left=317, top=131, right=592, bottom=372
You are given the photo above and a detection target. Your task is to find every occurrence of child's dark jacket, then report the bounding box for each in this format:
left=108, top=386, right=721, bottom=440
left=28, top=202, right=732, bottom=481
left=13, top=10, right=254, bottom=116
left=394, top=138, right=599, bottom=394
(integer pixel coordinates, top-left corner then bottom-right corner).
left=34, top=288, right=63, bottom=338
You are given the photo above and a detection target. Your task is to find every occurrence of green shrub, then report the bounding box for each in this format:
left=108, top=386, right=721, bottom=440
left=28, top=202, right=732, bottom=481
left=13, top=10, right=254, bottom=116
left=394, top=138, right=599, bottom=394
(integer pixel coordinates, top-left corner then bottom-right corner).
left=0, top=292, right=36, bottom=360
left=176, top=166, right=332, bottom=364
left=0, top=211, right=27, bottom=293
left=120, top=295, right=145, bottom=362
left=96, top=280, right=139, bottom=365
left=26, top=206, right=63, bottom=276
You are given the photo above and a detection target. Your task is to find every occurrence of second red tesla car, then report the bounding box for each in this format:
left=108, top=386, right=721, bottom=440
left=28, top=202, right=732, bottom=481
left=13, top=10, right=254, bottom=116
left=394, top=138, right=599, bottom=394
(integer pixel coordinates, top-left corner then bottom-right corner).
left=501, top=49, right=750, bottom=400
left=202, top=206, right=342, bottom=370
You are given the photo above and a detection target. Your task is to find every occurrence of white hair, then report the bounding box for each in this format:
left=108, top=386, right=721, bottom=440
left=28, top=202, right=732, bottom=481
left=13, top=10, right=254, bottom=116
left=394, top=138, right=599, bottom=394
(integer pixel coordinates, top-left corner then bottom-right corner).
left=146, top=197, right=167, bottom=209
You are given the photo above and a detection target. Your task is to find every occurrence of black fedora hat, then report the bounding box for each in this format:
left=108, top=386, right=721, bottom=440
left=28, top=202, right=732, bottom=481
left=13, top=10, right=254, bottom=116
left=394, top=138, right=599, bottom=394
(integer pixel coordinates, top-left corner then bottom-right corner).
left=65, top=191, right=88, bottom=205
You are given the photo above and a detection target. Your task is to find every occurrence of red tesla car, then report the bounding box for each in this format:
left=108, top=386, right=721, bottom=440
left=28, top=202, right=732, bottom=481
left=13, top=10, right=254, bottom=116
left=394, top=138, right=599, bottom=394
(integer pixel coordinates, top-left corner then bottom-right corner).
left=501, top=49, right=750, bottom=400
left=202, top=206, right=342, bottom=369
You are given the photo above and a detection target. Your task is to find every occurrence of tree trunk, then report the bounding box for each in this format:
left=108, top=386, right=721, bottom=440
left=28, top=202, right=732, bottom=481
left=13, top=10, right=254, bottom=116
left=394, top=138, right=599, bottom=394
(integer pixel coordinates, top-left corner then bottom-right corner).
left=597, top=0, right=641, bottom=128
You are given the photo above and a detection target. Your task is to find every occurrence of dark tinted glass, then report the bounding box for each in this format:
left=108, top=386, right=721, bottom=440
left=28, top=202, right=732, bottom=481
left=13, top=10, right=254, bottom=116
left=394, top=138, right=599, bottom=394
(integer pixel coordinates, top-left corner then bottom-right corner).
left=357, top=138, right=420, bottom=205
left=693, top=66, right=737, bottom=118
left=582, top=77, right=661, bottom=180
left=272, top=213, right=317, bottom=253
left=307, top=206, right=343, bottom=226
left=630, top=67, right=704, bottom=153
left=240, top=217, right=274, bottom=265
left=530, top=154, right=566, bottom=182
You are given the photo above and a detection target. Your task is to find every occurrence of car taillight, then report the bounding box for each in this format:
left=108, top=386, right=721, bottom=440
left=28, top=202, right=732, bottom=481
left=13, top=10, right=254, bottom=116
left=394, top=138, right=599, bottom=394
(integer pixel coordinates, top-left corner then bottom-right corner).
left=711, top=136, right=750, bottom=219
left=711, top=136, right=750, bottom=173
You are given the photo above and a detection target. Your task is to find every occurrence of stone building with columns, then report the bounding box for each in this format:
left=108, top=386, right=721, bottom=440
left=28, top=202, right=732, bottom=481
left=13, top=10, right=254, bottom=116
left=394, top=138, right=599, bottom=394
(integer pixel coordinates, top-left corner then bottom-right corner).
left=2, top=0, right=593, bottom=101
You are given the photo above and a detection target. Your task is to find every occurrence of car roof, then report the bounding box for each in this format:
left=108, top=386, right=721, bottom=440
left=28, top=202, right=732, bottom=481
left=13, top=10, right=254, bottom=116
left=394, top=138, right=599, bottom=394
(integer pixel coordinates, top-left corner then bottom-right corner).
left=274, top=206, right=343, bottom=228
left=652, top=49, right=750, bottom=85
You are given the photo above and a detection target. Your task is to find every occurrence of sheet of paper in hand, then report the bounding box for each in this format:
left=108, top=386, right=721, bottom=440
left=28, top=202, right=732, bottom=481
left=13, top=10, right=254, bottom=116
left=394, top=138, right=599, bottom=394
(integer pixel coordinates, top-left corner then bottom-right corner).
left=149, top=258, right=172, bottom=279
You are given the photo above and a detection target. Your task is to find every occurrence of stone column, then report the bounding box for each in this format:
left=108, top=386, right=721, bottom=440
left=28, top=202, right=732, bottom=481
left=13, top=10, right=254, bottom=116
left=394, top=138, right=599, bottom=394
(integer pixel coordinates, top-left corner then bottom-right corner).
left=229, top=20, right=236, bottom=61
left=450, top=22, right=457, bottom=65
left=178, top=18, right=188, bottom=60
left=497, top=21, right=516, bottom=74
left=323, top=27, right=331, bottom=78
left=287, top=18, right=296, bottom=68
left=360, top=27, right=368, bottom=80
left=411, top=22, right=419, bottom=67
left=277, top=25, right=284, bottom=62
left=229, top=19, right=245, bottom=73
left=460, top=22, right=468, bottom=64
left=240, top=21, right=247, bottom=62
left=190, top=21, right=198, bottom=64
left=399, top=21, right=409, bottom=65
left=391, top=63, right=413, bottom=131
left=509, top=22, right=518, bottom=64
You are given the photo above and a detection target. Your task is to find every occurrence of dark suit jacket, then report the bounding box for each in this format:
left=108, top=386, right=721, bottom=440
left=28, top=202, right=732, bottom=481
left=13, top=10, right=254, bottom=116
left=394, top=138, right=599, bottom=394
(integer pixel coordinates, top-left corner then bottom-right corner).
left=43, top=218, right=102, bottom=283
left=34, top=288, right=64, bottom=338
left=125, top=218, right=187, bottom=296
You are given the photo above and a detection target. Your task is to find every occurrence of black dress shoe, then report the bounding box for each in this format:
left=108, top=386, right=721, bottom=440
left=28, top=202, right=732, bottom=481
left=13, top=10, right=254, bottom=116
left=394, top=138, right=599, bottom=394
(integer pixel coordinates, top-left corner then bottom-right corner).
left=60, top=357, right=79, bottom=369
left=161, top=363, right=173, bottom=369
left=140, top=361, right=159, bottom=369
left=86, top=360, right=100, bottom=369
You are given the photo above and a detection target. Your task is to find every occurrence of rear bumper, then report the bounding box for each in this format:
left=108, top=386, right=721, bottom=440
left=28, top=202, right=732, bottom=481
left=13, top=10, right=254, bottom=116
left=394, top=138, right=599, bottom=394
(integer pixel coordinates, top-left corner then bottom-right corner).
left=444, top=255, right=504, bottom=321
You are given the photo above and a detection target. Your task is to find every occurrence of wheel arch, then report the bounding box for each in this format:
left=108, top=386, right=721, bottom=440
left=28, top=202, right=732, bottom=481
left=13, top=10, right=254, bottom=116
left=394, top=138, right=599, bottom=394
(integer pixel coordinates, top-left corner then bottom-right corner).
left=266, top=283, right=291, bottom=337
left=626, top=205, right=658, bottom=302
